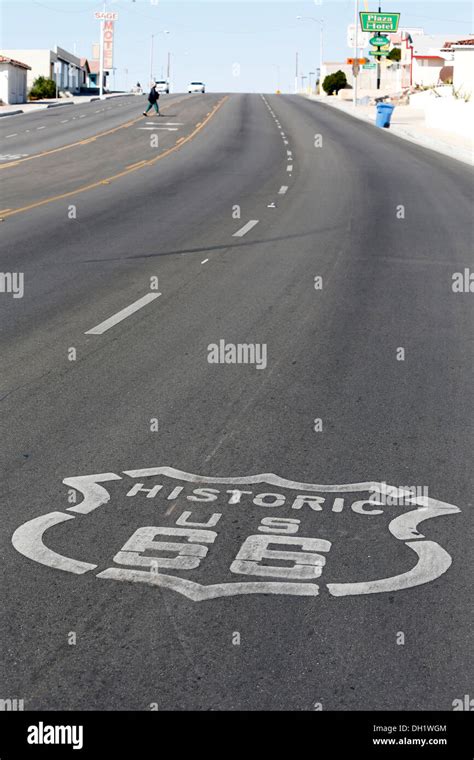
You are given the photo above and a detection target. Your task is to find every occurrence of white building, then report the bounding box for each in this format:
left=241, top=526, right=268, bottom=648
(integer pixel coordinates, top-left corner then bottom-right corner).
left=444, top=39, right=474, bottom=98
left=400, top=33, right=474, bottom=88
left=1, top=46, right=83, bottom=94
left=0, top=55, right=30, bottom=104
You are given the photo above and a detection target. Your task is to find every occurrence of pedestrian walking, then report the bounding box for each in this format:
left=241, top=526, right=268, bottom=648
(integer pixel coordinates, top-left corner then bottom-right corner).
left=143, top=83, right=160, bottom=116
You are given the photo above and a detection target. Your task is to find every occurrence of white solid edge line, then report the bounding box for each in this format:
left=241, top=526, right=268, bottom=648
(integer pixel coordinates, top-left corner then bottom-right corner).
left=85, top=292, right=161, bottom=335
left=233, top=220, right=260, bottom=237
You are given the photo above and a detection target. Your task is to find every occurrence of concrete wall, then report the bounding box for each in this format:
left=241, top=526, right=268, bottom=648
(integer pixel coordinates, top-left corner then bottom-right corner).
left=453, top=49, right=474, bottom=99
left=0, top=62, right=28, bottom=104
left=321, top=61, right=403, bottom=98
left=412, top=58, right=444, bottom=87
left=424, top=97, right=474, bottom=137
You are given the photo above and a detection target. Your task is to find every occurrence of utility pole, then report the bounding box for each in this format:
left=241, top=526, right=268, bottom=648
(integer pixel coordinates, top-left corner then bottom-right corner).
left=295, top=52, right=299, bottom=93
left=167, top=51, right=171, bottom=81
left=377, top=1, right=382, bottom=90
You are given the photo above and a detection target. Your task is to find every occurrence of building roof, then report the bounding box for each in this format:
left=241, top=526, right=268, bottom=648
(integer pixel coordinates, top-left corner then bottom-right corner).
left=442, top=38, right=474, bottom=49
left=0, top=55, right=31, bottom=69
left=410, top=34, right=471, bottom=56
left=80, top=57, right=91, bottom=73
left=88, top=60, right=101, bottom=74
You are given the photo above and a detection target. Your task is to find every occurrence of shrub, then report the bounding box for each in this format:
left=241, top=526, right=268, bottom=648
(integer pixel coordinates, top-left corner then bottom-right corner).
left=322, top=70, right=347, bottom=96
left=29, top=76, right=57, bottom=100
left=387, top=48, right=401, bottom=62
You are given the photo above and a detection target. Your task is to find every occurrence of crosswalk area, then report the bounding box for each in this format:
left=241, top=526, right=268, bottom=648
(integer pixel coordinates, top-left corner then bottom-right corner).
left=137, top=121, right=184, bottom=131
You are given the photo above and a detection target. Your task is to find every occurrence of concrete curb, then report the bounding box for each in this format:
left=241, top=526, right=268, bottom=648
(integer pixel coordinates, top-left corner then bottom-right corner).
left=303, top=95, right=473, bottom=168
left=0, top=109, right=22, bottom=118
left=46, top=101, right=75, bottom=109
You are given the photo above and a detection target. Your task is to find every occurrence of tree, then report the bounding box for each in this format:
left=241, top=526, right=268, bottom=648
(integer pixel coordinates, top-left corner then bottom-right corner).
left=322, top=70, right=347, bottom=96
left=387, top=47, right=401, bottom=62
left=29, top=76, right=57, bottom=100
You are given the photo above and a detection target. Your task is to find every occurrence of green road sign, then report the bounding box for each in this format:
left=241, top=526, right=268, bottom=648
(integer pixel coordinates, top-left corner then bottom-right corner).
left=369, top=50, right=390, bottom=57
left=363, top=63, right=376, bottom=69
left=370, top=35, right=391, bottom=46
left=360, top=12, right=400, bottom=33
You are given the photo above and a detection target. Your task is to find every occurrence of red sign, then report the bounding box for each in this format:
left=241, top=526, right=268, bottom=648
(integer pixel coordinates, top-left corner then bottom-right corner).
left=103, top=20, right=115, bottom=71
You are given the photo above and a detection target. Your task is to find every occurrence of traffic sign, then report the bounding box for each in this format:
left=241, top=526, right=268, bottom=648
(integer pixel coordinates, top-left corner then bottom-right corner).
left=369, top=35, right=391, bottom=47
left=369, top=50, right=390, bottom=57
left=363, top=63, right=376, bottom=69
left=359, top=12, right=400, bottom=33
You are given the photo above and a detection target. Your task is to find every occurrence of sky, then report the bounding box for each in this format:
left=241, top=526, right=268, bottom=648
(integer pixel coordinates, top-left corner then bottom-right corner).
left=1, top=0, right=472, bottom=92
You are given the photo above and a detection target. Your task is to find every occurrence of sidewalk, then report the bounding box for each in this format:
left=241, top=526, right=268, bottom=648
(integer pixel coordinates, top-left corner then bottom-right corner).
left=0, top=92, right=141, bottom=118
left=305, top=94, right=473, bottom=167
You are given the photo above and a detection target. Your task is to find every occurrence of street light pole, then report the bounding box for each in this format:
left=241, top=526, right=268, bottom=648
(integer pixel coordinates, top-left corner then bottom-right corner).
left=296, top=16, right=324, bottom=94
left=150, top=30, right=170, bottom=85
left=353, top=0, right=359, bottom=106
left=150, top=34, right=154, bottom=84
left=99, top=1, right=105, bottom=99
left=319, top=21, right=323, bottom=93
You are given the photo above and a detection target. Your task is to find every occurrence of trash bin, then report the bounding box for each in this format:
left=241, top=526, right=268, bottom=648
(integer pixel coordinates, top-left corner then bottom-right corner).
left=375, top=102, right=395, bottom=128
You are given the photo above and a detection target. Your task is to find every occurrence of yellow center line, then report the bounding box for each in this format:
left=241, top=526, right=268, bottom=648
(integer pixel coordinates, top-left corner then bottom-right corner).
left=0, top=115, right=144, bottom=171
left=0, top=97, right=229, bottom=220
left=0, top=94, right=191, bottom=171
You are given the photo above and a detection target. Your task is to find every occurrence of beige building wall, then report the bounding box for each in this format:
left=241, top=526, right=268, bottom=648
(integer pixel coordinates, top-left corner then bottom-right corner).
left=1, top=49, right=52, bottom=89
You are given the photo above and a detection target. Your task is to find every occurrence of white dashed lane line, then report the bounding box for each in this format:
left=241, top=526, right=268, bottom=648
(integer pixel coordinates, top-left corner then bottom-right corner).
left=287, top=165, right=293, bottom=172
left=201, top=258, right=209, bottom=264
left=279, top=186, right=288, bottom=195
left=5, top=134, right=17, bottom=138
left=85, top=293, right=162, bottom=335
left=36, top=126, right=46, bottom=130
left=233, top=220, right=259, bottom=237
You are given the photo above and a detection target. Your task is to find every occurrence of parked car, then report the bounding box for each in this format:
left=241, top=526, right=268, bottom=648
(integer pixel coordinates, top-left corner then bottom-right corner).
left=154, top=80, right=170, bottom=94
left=188, top=81, right=205, bottom=94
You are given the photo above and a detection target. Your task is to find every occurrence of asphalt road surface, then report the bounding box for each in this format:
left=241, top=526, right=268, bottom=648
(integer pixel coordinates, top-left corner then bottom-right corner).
left=1, top=93, right=472, bottom=711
